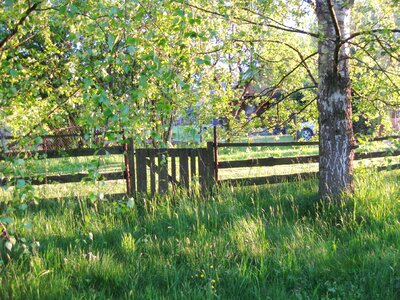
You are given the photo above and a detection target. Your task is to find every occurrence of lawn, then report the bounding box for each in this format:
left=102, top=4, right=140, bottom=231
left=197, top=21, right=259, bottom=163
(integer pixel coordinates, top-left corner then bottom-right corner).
left=1, top=169, right=400, bottom=299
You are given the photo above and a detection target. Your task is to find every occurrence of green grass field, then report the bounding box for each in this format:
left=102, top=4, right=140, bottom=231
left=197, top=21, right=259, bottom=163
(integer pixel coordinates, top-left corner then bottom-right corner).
left=1, top=168, right=400, bottom=299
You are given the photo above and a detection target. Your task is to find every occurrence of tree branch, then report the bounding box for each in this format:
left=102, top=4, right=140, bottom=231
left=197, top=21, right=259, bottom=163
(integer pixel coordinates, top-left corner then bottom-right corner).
left=326, top=0, right=342, bottom=65
left=372, top=34, right=400, bottom=62
left=0, top=222, right=10, bottom=240
left=341, top=28, right=400, bottom=45
left=180, top=1, right=319, bottom=38
left=238, top=6, right=319, bottom=38
left=8, top=88, right=81, bottom=148
left=326, top=0, right=341, bottom=39
left=0, top=2, right=41, bottom=50
left=256, top=51, right=318, bottom=96
left=348, top=41, right=400, bottom=94
left=353, top=89, right=400, bottom=108
left=275, top=96, right=317, bottom=131
left=233, top=39, right=318, bottom=87
left=242, top=86, right=317, bottom=128
left=349, top=56, right=400, bottom=77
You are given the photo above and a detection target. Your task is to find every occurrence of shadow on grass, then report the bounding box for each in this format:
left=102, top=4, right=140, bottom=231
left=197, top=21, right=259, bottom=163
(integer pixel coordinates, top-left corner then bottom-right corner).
left=4, top=174, right=400, bottom=299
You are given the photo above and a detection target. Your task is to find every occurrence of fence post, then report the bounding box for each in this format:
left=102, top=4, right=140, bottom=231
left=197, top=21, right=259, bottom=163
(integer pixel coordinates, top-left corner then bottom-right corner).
left=179, top=149, right=189, bottom=189
left=136, top=148, right=147, bottom=193
left=213, top=126, right=219, bottom=182
left=123, top=140, right=130, bottom=195
left=149, top=149, right=156, bottom=196
left=1, top=133, right=6, bottom=153
left=206, top=141, right=215, bottom=189
left=124, top=138, right=136, bottom=197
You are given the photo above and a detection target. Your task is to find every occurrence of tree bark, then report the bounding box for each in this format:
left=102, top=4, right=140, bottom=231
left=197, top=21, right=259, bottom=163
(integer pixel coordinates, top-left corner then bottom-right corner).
left=316, top=0, right=357, bottom=199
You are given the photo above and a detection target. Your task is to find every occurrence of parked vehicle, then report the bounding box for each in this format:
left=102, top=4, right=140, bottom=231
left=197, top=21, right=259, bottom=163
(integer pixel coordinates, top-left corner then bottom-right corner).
left=298, top=121, right=317, bottom=140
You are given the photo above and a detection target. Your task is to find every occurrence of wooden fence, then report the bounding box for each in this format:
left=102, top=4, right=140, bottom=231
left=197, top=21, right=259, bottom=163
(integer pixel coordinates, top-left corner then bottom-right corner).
left=1, top=134, right=400, bottom=197
left=125, top=141, right=214, bottom=196
left=0, top=146, right=126, bottom=186
left=215, top=138, right=400, bottom=186
left=0, top=139, right=215, bottom=196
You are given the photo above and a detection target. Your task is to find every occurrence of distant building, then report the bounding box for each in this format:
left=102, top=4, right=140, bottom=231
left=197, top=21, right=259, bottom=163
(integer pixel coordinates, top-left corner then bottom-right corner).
left=391, top=110, right=400, bottom=132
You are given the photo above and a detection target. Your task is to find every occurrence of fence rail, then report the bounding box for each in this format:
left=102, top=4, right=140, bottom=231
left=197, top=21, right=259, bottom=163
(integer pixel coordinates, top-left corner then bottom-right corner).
left=216, top=140, right=400, bottom=186
left=222, top=172, right=319, bottom=187
left=218, top=141, right=319, bottom=147
left=1, top=131, right=124, bottom=140
left=218, top=150, right=400, bottom=169
left=0, top=172, right=125, bottom=186
left=217, top=135, right=400, bottom=148
left=0, top=146, right=125, bottom=160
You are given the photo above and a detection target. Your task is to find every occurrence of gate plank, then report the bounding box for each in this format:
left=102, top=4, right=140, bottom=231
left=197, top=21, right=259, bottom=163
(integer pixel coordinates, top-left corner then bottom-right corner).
left=198, top=148, right=207, bottom=192
left=206, top=142, right=215, bottom=189
left=171, top=151, right=177, bottom=185
left=127, top=139, right=136, bottom=195
left=136, top=149, right=147, bottom=193
left=179, top=149, right=189, bottom=189
left=190, top=149, right=197, bottom=181
left=149, top=152, right=156, bottom=196
left=158, top=150, right=168, bottom=193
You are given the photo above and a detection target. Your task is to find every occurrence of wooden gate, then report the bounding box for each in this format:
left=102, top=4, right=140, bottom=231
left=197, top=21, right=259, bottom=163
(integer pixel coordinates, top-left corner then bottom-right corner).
left=125, top=141, right=214, bottom=196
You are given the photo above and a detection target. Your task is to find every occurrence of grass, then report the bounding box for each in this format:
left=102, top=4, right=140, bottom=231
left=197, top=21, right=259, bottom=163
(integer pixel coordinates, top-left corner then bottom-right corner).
left=1, top=169, right=400, bottom=299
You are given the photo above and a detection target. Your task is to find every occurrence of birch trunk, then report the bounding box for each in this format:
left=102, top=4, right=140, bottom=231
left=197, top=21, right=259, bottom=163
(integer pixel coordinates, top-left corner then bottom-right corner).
left=316, top=0, right=357, bottom=198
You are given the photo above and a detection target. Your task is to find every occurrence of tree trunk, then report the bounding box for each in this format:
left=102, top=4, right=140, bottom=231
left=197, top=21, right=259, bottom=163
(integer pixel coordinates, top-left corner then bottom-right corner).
left=316, top=0, right=357, bottom=199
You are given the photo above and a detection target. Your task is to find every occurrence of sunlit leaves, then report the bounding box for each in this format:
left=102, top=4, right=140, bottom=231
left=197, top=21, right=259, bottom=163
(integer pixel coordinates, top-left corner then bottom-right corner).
left=1, top=0, right=399, bottom=142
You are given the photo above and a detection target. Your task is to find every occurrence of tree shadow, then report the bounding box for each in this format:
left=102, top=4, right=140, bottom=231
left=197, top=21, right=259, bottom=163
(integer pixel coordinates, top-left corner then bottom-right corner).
left=10, top=177, right=400, bottom=299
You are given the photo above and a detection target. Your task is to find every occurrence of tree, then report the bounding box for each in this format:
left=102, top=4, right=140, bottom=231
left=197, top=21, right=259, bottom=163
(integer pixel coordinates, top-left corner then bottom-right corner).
left=315, top=0, right=357, bottom=197
left=1, top=0, right=399, bottom=198
left=315, top=0, right=400, bottom=198
left=1, top=1, right=203, bottom=146
left=178, top=0, right=399, bottom=199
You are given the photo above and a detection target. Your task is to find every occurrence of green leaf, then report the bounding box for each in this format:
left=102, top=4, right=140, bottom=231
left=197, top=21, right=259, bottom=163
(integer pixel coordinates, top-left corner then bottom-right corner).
left=104, top=108, right=113, bottom=119
left=175, top=8, right=185, bottom=16
left=195, top=58, right=205, bottom=65
left=139, top=75, right=147, bottom=88
left=83, top=78, right=93, bottom=89
left=5, top=241, right=12, bottom=251
left=34, top=136, right=43, bottom=145
left=69, top=4, right=79, bottom=16
left=203, top=55, right=212, bottom=66
left=127, top=46, right=135, bottom=55
left=14, top=159, right=24, bottom=165
left=4, top=0, right=13, bottom=9
left=123, top=65, right=131, bottom=73
left=16, top=179, right=26, bottom=188
left=107, top=34, right=116, bottom=51
left=127, top=198, right=135, bottom=208
left=0, top=216, right=13, bottom=224
left=195, top=56, right=212, bottom=66
left=126, top=37, right=137, bottom=46
left=9, top=69, right=18, bottom=77
left=9, top=236, right=16, bottom=245
left=19, top=204, right=28, bottom=211
left=109, top=7, right=118, bottom=16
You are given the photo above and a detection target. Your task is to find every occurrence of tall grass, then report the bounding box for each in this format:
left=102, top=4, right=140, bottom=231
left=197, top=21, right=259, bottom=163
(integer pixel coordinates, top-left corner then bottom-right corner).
left=1, top=169, right=400, bottom=299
